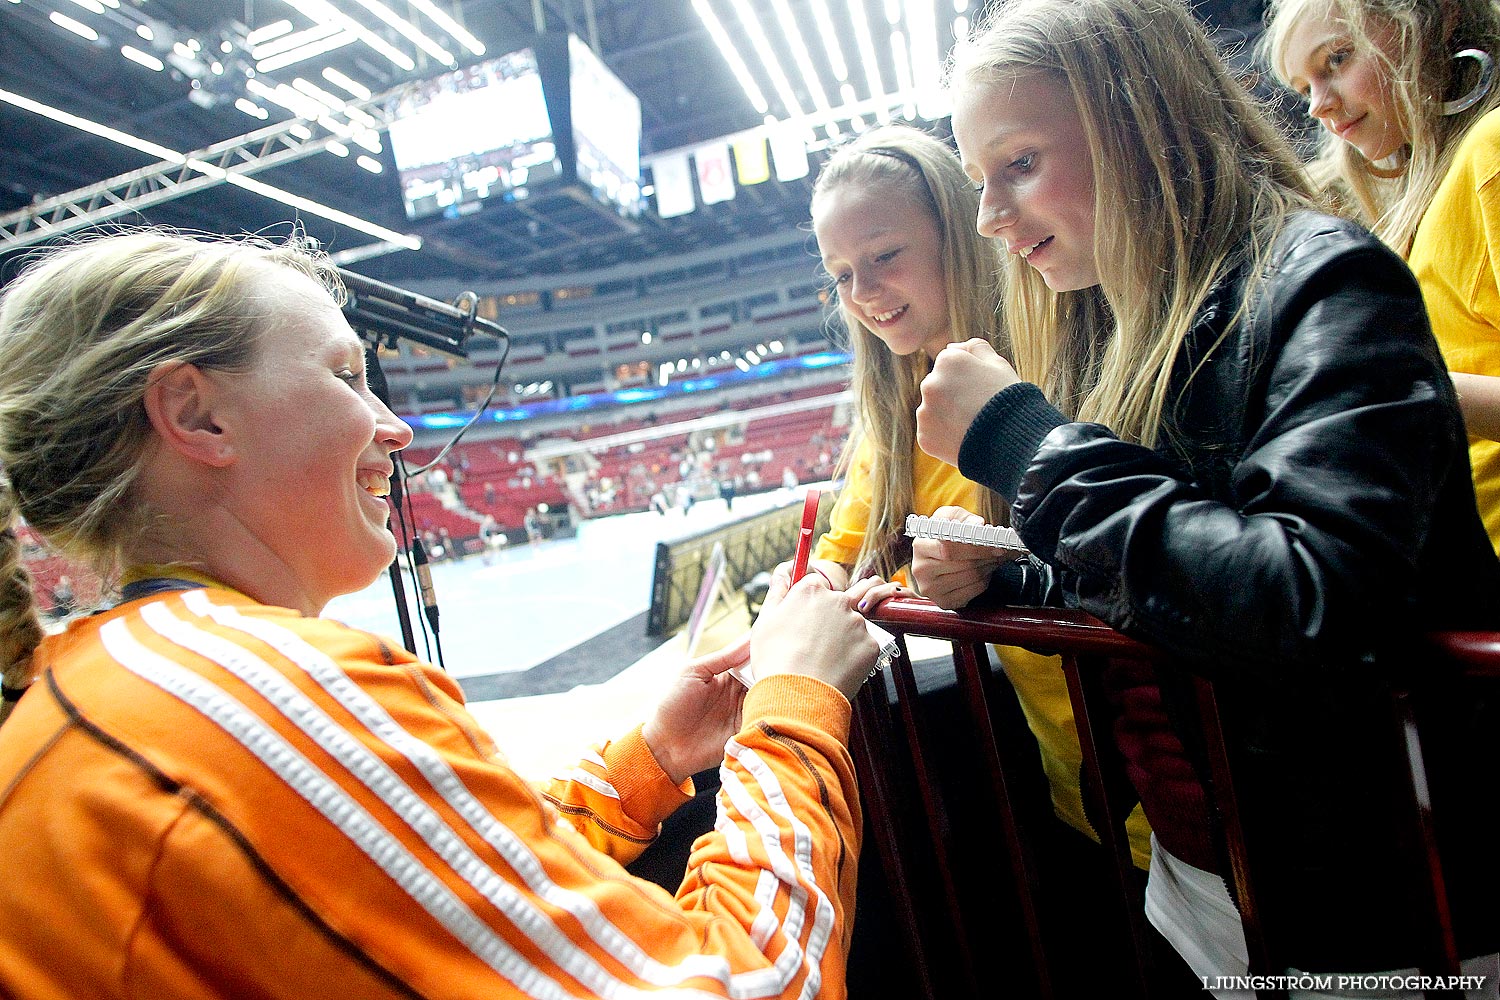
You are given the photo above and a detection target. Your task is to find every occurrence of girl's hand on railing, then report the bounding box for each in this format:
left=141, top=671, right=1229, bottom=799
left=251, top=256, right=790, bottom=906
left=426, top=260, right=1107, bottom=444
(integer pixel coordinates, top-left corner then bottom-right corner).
left=911, top=505, right=1007, bottom=609
left=850, top=575, right=905, bottom=615
left=750, top=572, right=881, bottom=700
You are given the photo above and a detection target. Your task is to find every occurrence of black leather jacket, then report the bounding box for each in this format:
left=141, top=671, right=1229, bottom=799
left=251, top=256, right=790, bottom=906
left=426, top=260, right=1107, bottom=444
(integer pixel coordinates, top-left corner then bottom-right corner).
left=959, top=212, right=1500, bottom=969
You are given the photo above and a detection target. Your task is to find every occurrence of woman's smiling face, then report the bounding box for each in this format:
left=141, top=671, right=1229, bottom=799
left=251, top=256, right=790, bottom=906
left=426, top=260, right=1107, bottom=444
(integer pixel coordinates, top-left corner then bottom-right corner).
left=952, top=71, right=1100, bottom=293
left=1279, top=5, right=1408, bottom=163
left=813, top=178, right=954, bottom=359
left=209, top=265, right=414, bottom=611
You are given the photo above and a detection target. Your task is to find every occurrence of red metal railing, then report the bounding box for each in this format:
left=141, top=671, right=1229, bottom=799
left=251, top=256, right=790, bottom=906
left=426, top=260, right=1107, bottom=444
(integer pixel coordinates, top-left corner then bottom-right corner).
left=854, top=596, right=1492, bottom=1000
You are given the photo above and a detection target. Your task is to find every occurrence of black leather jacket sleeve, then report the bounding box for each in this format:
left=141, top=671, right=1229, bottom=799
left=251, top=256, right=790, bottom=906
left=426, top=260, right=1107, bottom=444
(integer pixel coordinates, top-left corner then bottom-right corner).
left=957, top=224, right=1466, bottom=682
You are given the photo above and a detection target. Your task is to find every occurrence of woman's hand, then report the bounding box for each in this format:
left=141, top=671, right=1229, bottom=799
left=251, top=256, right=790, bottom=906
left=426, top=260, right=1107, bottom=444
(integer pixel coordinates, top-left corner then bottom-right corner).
left=911, top=505, right=1008, bottom=609
left=769, top=557, right=850, bottom=593
left=642, top=635, right=754, bottom=786
left=750, top=573, right=881, bottom=701
left=917, top=339, right=1021, bottom=466
left=771, top=557, right=904, bottom=621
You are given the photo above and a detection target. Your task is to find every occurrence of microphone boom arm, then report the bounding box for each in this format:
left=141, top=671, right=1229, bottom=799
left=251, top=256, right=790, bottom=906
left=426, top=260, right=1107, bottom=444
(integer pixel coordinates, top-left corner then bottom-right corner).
left=337, top=268, right=509, bottom=358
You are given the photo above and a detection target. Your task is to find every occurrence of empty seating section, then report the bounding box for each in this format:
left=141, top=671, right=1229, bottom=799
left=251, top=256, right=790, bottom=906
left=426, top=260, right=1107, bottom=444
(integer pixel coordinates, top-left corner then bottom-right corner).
left=397, top=385, right=849, bottom=544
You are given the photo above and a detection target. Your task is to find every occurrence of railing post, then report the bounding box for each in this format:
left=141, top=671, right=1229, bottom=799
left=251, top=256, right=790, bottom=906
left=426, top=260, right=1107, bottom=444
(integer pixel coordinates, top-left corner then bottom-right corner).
left=1191, top=677, right=1285, bottom=1000
left=950, top=638, right=1054, bottom=996
left=883, top=635, right=983, bottom=997
left=1390, top=688, right=1463, bottom=999
left=1062, top=652, right=1153, bottom=999
left=849, top=682, right=940, bottom=1000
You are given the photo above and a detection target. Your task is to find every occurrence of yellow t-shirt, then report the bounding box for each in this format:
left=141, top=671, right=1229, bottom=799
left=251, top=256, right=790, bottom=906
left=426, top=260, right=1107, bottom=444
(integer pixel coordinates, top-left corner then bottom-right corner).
left=1407, top=106, right=1500, bottom=554
left=815, top=436, right=1153, bottom=868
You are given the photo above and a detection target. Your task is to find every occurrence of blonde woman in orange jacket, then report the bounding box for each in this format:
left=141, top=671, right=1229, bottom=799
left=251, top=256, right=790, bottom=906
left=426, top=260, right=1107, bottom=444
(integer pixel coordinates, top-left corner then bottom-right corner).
left=0, top=230, right=883, bottom=998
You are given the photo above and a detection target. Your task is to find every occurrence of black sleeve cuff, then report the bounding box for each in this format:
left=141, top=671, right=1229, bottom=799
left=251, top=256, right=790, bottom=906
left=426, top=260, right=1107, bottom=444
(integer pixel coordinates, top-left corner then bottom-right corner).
left=956, top=382, right=1070, bottom=504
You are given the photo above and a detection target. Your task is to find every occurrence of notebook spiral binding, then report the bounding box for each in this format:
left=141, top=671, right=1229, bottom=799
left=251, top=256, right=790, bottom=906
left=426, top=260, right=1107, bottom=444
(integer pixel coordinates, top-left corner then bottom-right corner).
left=903, top=514, right=1028, bottom=553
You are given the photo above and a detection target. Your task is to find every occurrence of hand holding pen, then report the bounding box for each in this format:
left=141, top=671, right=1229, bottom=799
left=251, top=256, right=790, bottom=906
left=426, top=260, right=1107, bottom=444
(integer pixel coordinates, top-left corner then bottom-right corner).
left=739, top=489, right=901, bottom=691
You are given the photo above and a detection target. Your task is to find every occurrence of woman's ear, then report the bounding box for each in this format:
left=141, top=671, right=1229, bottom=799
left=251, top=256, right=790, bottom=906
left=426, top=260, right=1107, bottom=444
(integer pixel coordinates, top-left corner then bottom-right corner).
left=142, top=361, right=236, bottom=468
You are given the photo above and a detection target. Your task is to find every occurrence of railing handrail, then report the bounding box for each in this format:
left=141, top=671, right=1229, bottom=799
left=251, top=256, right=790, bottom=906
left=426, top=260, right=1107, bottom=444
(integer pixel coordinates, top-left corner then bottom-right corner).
left=868, top=596, right=1160, bottom=659
left=853, top=593, right=1491, bottom=1000
left=870, top=595, right=1500, bottom=677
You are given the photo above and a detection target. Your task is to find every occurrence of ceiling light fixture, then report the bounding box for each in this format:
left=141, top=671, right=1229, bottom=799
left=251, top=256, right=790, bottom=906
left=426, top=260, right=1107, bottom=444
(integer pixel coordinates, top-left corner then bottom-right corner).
left=890, top=29, right=915, bottom=118
left=246, top=78, right=318, bottom=117
left=255, top=31, right=358, bottom=73
left=402, top=0, right=485, bottom=56
left=905, top=0, right=945, bottom=119
left=321, top=66, right=371, bottom=101
left=64, top=0, right=104, bottom=14
left=346, top=0, right=455, bottom=66
left=49, top=12, right=99, bottom=41
left=291, top=76, right=347, bottom=111
left=121, top=45, right=166, bottom=72
left=316, top=114, right=355, bottom=138
left=246, top=19, right=295, bottom=46
left=342, top=104, right=377, bottom=128
left=809, top=0, right=850, bottom=83
left=356, top=154, right=383, bottom=173
left=691, top=0, right=768, bottom=115
left=769, top=0, right=832, bottom=113
left=235, top=97, right=271, bottom=119
left=251, top=22, right=340, bottom=61
left=223, top=171, right=415, bottom=247
left=725, top=0, right=806, bottom=118
left=273, top=0, right=416, bottom=71
left=844, top=0, right=888, bottom=109
left=0, top=85, right=175, bottom=158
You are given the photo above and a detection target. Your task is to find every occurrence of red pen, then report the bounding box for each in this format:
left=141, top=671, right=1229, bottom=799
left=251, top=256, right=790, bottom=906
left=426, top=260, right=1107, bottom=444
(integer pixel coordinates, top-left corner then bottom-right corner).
left=790, top=488, right=821, bottom=584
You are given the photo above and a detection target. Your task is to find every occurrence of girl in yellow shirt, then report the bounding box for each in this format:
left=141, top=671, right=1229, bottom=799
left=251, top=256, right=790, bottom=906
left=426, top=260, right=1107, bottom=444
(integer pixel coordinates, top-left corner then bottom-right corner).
left=1268, top=0, right=1500, bottom=552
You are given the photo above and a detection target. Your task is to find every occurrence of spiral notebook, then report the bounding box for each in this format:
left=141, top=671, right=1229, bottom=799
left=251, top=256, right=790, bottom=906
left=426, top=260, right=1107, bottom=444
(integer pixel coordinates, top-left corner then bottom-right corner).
left=903, top=514, right=1028, bottom=553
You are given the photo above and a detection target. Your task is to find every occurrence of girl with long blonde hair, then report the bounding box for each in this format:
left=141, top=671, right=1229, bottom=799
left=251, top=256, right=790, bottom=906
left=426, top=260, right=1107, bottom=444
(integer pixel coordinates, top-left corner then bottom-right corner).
left=1267, top=0, right=1500, bottom=556
left=913, top=0, right=1500, bottom=990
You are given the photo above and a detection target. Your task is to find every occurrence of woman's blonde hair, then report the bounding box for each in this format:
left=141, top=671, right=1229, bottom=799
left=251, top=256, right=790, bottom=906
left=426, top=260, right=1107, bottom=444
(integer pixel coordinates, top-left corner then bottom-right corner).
left=0, top=229, right=340, bottom=724
left=953, top=0, right=1314, bottom=447
left=1264, top=0, right=1500, bottom=253
left=810, top=125, right=1007, bottom=578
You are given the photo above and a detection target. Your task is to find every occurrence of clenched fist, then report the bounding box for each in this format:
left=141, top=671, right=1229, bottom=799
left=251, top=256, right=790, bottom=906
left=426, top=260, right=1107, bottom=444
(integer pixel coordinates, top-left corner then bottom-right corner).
left=916, top=339, right=1020, bottom=465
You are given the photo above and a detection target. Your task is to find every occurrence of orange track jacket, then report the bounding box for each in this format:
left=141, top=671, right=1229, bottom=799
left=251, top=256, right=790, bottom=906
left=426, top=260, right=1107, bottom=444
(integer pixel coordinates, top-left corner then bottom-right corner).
left=0, top=587, right=860, bottom=999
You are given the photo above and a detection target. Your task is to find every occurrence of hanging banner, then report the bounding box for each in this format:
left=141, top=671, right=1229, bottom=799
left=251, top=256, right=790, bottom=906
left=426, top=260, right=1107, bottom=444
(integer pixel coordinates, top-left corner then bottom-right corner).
left=732, top=135, right=771, bottom=185
left=695, top=142, right=736, bottom=205
left=652, top=152, right=695, bottom=218
left=769, top=126, right=810, bottom=182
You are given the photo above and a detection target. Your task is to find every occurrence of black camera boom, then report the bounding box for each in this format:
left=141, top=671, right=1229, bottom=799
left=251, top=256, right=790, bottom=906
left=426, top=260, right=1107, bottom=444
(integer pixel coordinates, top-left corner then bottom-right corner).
left=337, top=268, right=508, bottom=358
